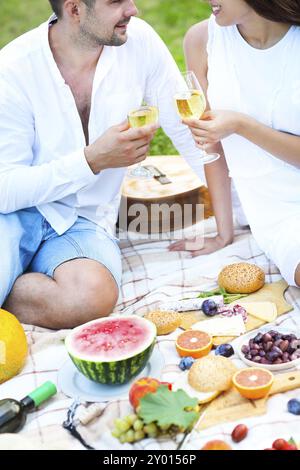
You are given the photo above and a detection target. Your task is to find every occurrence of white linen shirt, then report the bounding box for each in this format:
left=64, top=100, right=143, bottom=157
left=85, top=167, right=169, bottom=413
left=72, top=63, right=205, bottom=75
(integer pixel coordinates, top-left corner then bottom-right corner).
left=0, top=16, right=205, bottom=236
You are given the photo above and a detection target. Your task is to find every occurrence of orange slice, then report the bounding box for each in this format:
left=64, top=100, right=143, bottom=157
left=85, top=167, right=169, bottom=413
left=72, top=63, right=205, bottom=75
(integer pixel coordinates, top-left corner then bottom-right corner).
left=176, top=330, right=213, bottom=359
left=232, top=367, right=274, bottom=400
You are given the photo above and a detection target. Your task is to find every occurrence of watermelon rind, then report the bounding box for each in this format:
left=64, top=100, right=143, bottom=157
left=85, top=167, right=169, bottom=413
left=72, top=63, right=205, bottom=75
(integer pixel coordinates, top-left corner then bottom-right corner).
left=65, top=316, right=157, bottom=385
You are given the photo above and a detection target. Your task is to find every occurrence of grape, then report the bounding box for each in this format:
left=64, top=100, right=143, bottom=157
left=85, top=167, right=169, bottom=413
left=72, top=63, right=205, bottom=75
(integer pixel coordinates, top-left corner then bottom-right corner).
left=112, top=429, right=122, bottom=438
left=119, top=434, right=128, bottom=444
left=159, top=423, right=171, bottom=433
left=133, top=419, right=144, bottom=431
left=144, top=422, right=159, bottom=438
left=202, top=300, right=218, bottom=316
left=134, top=430, right=145, bottom=441
left=125, top=430, right=135, bottom=443
left=114, top=418, right=131, bottom=433
left=125, top=414, right=138, bottom=426
left=215, top=344, right=234, bottom=358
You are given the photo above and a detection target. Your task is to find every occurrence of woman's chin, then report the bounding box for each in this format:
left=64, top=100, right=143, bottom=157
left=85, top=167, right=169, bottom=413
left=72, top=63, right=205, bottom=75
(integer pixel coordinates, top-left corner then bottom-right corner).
left=215, top=16, right=236, bottom=27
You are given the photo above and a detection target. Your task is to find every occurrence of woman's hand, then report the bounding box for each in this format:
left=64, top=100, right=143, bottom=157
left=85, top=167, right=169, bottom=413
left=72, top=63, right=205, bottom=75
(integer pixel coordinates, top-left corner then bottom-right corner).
left=168, top=234, right=233, bottom=257
left=183, top=110, right=246, bottom=149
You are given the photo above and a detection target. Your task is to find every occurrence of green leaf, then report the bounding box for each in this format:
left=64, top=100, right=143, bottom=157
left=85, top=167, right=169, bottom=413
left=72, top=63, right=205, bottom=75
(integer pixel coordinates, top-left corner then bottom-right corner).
left=288, top=437, right=297, bottom=447
left=197, top=288, right=221, bottom=299
left=139, top=386, right=199, bottom=430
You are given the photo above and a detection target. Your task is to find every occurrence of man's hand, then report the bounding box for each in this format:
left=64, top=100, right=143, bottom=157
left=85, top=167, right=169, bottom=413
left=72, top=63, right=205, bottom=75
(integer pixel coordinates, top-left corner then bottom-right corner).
left=84, top=120, right=159, bottom=174
left=168, top=234, right=233, bottom=257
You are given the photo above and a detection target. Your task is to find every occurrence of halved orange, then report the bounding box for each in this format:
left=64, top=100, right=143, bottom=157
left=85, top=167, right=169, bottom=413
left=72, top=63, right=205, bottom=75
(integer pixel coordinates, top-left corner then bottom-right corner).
left=232, top=367, right=274, bottom=400
left=176, top=330, right=213, bottom=359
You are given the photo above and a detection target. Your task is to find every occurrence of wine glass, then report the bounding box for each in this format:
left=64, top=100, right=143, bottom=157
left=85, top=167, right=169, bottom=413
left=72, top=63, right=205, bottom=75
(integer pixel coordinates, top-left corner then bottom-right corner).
left=174, top=71, right=220, bottom=163
left=127, top=94, right=159, bottom=179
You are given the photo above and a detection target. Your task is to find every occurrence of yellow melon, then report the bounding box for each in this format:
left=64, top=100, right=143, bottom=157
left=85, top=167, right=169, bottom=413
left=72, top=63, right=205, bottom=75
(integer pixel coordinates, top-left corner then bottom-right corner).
left=0, top=309, right=28, bottom=383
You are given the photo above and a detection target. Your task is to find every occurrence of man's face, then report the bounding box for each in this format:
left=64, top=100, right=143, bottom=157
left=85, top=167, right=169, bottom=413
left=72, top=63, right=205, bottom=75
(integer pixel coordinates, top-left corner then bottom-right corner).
left=207, top=0, right=254, bottom=26
left=78, top=0, right=138, bottom=47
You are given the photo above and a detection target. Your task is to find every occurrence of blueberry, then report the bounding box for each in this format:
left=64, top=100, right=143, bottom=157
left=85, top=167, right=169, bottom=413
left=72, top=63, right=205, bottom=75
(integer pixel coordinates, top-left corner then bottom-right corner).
left=215, top=344, right=234, bottom=358
left=179, top=356, right=195, bottom=371
left=288, top=399, right=300, bottom=415
left=202, top=300, right=218, bottom=317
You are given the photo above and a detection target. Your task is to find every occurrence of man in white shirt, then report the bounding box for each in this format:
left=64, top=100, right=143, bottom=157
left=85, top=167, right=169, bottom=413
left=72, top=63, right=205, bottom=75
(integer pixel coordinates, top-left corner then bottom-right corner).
left=0, top=0, right=207, bottom=329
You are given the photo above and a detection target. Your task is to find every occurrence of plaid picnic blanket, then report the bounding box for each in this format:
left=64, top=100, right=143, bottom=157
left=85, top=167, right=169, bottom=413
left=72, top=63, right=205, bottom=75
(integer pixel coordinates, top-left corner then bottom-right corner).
left=1, top=217, right=300, bottom=450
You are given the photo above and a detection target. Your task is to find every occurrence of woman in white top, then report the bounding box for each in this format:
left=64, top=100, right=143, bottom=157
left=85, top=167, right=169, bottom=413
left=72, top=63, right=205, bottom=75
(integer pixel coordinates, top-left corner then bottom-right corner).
left=170, top=0, right=300, bottom=287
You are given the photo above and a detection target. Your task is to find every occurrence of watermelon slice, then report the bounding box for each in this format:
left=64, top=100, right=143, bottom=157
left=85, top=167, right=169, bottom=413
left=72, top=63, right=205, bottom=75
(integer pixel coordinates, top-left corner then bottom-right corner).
left=65, top=316, right=157, bottom=385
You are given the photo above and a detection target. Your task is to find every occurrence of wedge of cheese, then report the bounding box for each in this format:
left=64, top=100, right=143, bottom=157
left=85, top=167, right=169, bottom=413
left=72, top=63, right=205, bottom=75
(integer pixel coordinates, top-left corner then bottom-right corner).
left=233, top=301, right=277, bottom=323
left=192, top=315, right=246, bottom=337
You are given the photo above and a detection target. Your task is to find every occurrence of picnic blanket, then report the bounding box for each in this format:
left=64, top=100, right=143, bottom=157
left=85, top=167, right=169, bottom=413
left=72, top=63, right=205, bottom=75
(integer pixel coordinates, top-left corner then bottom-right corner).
left=1, top=217, right=300, bottom=450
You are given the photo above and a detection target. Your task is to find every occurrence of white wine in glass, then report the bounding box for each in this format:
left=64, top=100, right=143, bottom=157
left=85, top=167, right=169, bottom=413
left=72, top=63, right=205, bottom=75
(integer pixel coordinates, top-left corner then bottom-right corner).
left=175, top=90, right=206, bottom=120
left=128, top=106, right=159, bottom=128
left=174, top=71, right=219, bottom=164
left=127, top=102, right=159, bottom=179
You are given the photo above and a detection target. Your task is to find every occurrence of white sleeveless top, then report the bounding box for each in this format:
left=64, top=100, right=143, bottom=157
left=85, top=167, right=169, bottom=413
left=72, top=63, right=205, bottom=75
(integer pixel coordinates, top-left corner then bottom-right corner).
left=207, top=15, right=300, bottom=179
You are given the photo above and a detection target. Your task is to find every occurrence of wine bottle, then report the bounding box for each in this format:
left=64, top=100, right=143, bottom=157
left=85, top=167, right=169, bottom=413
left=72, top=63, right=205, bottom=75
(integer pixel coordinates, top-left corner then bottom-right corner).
left=0, top=381, right=57, bottom=433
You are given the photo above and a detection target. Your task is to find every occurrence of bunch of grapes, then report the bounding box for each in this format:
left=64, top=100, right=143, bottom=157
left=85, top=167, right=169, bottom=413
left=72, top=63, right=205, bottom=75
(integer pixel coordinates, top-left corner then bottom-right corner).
left=112, top=414, right=160, bottom=443
left=112, top=405, right=200, bottom=444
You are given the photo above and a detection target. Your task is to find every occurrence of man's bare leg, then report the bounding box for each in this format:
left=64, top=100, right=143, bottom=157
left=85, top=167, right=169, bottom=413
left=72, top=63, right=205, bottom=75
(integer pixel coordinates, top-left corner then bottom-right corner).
left=295, top=263, right=300, bottom=288
left=3, top=259, right=119, bottom=329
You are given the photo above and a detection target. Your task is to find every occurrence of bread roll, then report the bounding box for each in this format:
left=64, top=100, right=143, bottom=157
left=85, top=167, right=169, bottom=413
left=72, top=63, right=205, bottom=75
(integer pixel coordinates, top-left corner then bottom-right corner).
left=144, top=310, right=182, bottom=335
left=188, top=355, right=237, bottom=393
left=218, top=263, right=265, bottom=294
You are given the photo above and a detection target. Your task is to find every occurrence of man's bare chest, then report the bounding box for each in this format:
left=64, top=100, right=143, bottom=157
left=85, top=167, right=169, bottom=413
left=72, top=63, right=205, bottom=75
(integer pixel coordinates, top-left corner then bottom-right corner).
left=66, top=74, right=94, bottom=145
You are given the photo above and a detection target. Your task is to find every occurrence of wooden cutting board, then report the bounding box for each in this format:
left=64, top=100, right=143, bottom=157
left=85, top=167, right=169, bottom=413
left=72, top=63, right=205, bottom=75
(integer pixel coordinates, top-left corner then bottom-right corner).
left=197, top=370, right=300, bottom=430
left=180, top=280, right=293, bottom=346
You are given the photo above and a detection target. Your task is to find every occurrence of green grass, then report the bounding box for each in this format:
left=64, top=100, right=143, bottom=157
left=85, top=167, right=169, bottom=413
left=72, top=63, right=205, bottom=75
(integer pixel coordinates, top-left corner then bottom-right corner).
left=0, top=0, right=211, bottom=154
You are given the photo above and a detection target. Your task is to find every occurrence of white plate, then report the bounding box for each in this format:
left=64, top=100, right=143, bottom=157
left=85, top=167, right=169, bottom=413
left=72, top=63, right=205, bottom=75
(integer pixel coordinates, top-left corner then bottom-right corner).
left=58, top=347, right=165, bottom=402
left=237, top=326, right=300, bottom=372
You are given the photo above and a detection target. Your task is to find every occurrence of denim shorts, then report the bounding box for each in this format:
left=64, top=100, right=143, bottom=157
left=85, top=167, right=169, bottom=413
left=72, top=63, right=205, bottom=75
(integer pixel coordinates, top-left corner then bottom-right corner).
left=0, top=207, right=122, bottom=306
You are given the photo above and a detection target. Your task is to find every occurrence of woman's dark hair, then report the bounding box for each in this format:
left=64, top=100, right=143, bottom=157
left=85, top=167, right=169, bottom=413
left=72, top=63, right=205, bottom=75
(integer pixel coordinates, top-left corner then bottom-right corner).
left=48, top=0, right=95, bottom=18
left=244, top=0, right=300, bottom=26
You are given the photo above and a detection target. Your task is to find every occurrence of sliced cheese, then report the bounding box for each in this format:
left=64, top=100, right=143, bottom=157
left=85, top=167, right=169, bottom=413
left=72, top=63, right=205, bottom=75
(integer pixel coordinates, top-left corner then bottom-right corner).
left=0, top=341, right=6, bottom=365
left=233, top=301, right=277, bottom=323
left=173, top=372, right=219, bottom=404
left=192, top=315, right=246, bottom=337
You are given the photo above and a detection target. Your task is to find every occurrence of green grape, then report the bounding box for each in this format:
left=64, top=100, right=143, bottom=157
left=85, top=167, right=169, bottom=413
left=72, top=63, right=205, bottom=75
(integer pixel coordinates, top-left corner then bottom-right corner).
left=119, top=433, right=128, bottom=444
left=112, top=429, right=122, bottom=439
left=125, top=414, right=138, bottom=426
left=125, top=429, right=135, bottom=443
left=134, top=430, right=145, bottom=441
left=159, top=423, right=171, bottom=433
left=144, top=422, right=159, bottom=438
left=114, top=418, right=131, bottom=433
left=133, top=419, right=144, bottom=431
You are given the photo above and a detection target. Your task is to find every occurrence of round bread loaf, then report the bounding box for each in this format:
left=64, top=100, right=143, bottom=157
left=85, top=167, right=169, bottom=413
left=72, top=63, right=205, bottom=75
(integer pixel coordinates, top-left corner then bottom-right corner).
left=218, top=263, right=265, bottom=294
left=144, top=310, right=182, bottom=335
left=188, top=355, right=237, bottom=393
